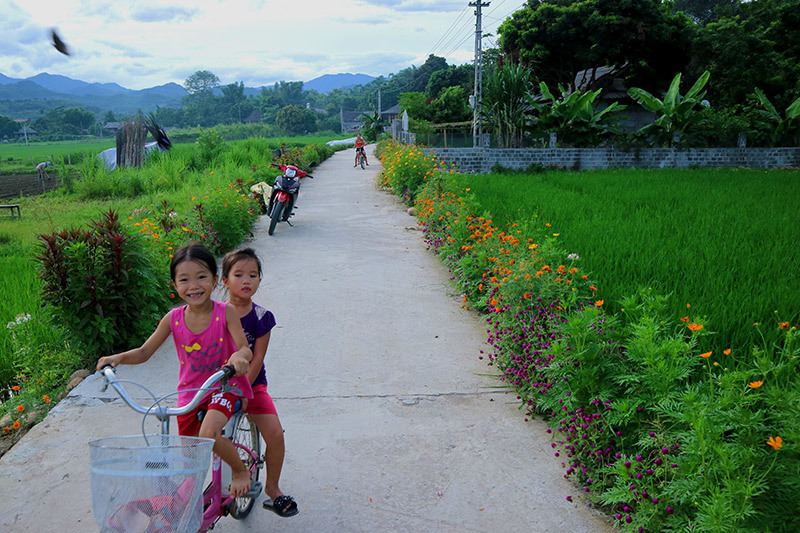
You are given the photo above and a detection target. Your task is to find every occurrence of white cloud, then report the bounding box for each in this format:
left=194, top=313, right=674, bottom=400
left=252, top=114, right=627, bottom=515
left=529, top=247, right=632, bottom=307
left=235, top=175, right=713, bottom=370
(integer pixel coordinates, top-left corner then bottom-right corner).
left=0, top=0, right=492, bottom=90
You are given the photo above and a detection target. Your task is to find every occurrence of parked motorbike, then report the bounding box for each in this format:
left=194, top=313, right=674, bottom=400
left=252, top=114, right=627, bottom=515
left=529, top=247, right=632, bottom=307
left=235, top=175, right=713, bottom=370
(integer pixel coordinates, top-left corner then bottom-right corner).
left=267, top=162, right=315, bottom=235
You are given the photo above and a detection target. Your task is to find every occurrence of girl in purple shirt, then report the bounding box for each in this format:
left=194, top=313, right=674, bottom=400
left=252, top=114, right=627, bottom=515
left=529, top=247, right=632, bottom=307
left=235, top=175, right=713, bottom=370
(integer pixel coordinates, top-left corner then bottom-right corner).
left=223, top=247, right=298, bottom=518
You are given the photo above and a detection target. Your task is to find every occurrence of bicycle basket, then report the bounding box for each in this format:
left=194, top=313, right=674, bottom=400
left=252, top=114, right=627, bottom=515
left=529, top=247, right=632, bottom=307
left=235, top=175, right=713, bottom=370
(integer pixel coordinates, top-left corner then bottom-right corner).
left=89, top=435, right=213, bottom=533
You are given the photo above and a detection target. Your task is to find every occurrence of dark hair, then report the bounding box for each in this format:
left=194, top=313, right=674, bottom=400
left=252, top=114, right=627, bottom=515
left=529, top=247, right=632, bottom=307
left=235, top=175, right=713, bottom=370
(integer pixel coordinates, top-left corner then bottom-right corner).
left=222, top=247, right=262, bottom=278
left=170, top=244, right=218, bottom=281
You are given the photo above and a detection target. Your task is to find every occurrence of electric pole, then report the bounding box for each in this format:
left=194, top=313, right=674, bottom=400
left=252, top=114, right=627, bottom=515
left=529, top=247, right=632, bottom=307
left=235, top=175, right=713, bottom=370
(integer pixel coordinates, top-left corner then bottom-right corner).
left=470, top=0, right=489, bottom=148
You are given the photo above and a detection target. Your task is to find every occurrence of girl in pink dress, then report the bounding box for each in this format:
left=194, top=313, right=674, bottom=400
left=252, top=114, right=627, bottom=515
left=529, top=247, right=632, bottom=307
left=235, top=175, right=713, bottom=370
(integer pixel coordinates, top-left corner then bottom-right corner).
left=97, top=244, right=254, bottom=498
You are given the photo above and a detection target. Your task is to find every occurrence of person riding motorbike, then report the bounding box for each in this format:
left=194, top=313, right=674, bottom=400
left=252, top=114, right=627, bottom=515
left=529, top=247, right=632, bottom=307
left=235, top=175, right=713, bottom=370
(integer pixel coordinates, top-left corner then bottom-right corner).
left=354, top=133, right=369, bottom=167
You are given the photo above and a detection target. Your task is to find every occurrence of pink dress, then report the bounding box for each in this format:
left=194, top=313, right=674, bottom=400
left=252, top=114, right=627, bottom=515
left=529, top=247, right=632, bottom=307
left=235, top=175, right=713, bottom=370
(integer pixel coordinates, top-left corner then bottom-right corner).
left=170, top=300, right=253, bottom=407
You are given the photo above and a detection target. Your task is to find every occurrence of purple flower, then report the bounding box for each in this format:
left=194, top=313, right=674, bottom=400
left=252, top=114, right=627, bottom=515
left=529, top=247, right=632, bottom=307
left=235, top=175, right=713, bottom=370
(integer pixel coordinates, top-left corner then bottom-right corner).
left=661, top=447, right=669, bottom=454
left=652, top=498, right=659, bottom=505
left=623, top=505, right=631, bottom=513
left=667, top=507, right=674, bottom=515
left=624, top=461, right=631, bottom=469
left=625, top=516, right=632, bottom=523
left=566, top=495, right=572, bottom=502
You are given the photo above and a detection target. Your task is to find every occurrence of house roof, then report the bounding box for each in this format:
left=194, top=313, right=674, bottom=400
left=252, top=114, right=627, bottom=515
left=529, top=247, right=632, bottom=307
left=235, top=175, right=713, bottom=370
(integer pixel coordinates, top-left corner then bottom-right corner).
left=574, top=65, right=628, bottom=98
left=381, top=104, right=401, bottom=115
left=104, top=122, right=124, bottom=129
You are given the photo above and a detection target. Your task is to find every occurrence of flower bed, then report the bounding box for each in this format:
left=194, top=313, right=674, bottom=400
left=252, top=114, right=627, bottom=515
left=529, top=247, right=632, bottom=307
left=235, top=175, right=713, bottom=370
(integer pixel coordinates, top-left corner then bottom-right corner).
left=377, top=140, right=799, bottom=532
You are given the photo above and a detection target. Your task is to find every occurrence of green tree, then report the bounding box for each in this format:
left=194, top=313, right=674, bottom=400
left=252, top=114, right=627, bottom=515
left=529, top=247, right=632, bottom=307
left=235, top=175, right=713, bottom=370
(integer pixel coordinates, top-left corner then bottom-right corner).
left=184, top=70, right=220, bottom=96
left=688, top=0, right=800, bottom=110
left=358, top=111, right=388, bottom=141
left=528, top=82, right=626, bottom=147
left=425, top=64, right=473, bottom=99
left=275, top=105, right=316, bottom=135
left=499, top=0, right=694, bottom=94
left=429, top=86, right=471, bottom=124
left=398, top=92, right=432, bottom=121
left=0, top=115, right=17, bottom=139
left=752, top=88, right=800, bottom=147
left=482, top=63, right=536, bottom=148
left=628, top=70, right=711, bottom=146
left=63, top=107, right=95, bottom=134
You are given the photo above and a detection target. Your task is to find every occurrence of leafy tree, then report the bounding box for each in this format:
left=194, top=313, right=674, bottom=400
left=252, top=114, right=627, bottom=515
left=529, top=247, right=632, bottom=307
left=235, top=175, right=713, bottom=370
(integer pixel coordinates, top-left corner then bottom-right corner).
left=429, top=86, right=471, bottom=124
left=688, top=0, right=800, bottom=110
left=751, top=88, right=800, bottom=147
left=408, top=55, right=448, bottom=93
left=184, top=70, right=220, bottom=96
left=499, top=0, right=694, bottom=94
left=358, top=111, right=388, bottom=141
left=528, top=82, right=626, bottom=147
left=0, top=115, right=17, bottom=139
left=673, top=0, right=738, bottom=24
left=398, top=92, right=432, bottom=122
left=482, top=63, right=536, bottom=148
left=425, top=64, right=473, bottom=99
left=275, top=105, right=316, bottom=135
left=627, top=70, right=711, bottom=146
left=63, top=107, right=95, bottom=134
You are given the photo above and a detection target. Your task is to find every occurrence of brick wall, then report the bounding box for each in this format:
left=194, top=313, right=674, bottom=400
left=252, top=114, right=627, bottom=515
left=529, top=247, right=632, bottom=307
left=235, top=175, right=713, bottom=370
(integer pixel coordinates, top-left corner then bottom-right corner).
left=427, top=147, right=800, bottom=173
left=0, top=174, right=61, bottom=199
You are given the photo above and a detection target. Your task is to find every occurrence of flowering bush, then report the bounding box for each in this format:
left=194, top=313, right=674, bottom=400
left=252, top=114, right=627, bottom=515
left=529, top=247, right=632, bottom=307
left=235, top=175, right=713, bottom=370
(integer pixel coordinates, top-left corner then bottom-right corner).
left=379, top=143, right=799, bottom=532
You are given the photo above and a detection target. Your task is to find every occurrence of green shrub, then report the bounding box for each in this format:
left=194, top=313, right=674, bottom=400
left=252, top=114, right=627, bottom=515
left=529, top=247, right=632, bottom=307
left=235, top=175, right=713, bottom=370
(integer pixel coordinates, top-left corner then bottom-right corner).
left=36, top=210, right=170, bottom=366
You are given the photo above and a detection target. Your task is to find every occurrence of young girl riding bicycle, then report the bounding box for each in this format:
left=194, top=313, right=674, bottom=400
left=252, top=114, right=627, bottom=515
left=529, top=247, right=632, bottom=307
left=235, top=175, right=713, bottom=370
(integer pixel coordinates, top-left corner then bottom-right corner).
left=221, top=247, right=299, bottom=518
left=96, top=244, right=254, bottom=499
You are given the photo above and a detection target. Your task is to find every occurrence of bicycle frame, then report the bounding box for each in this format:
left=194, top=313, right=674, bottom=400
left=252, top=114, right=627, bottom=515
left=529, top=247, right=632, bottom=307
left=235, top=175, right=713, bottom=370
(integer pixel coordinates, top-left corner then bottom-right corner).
left=100, top=366, right=263, bottom=530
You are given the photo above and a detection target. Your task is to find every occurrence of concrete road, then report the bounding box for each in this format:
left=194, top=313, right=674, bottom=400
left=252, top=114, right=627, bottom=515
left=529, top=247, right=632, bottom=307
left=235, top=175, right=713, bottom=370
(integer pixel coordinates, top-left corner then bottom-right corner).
left=0, top=146, right=614, bottom=532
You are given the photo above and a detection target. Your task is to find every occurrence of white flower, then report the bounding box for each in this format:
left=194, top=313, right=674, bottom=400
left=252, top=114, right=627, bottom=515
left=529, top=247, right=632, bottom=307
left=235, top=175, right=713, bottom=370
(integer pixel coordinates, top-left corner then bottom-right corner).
left=567, top=253, right=580, bottom=260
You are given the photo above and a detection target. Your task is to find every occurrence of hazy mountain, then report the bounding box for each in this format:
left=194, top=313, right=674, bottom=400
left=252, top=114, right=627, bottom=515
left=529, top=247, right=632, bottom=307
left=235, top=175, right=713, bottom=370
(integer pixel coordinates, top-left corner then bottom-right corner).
left=305, top=73, right=376, bottom=93
left=0, top=71, right=376, bottom=118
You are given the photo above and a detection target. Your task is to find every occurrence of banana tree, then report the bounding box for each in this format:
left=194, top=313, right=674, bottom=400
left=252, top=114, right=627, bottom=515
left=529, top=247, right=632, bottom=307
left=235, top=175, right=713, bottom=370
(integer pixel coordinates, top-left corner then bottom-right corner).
left=481, top=63, right=536, bottom=148
left=527, top=82, right=626, bottom=147
left=627, top=70, right=711, bottom=147
left=753, top=88, right=800, bottom=147
left=358, top=111, right=388, bottom=142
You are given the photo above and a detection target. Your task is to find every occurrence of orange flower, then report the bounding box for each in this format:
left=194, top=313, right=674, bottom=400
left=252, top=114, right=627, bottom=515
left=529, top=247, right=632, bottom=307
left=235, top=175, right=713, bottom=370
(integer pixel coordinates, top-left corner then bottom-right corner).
left=595, top=300, right=604, bottom=307
left=12, top=421, right=20, bottom=429
left=748, top=381, right=763, bottom=389
left=17, top=405, right=25, bottom=412
left=699, top=351, right=712, bottom=358
left=766, top=436, right=782, bottom=450
left=779, top=322, right=789, bottom=330
left=43, top=395, right=50, bottom=404
left=2, top=427, right=9, bottom=434
left=680, top=316, right=690, bottom=322
left=723, top=349, right=731, bottom=356
left=12, top=385, right=20, bottom=391
left=589, top=285, right=597, bottom=291
left=687, top=323, right=703, bottom=332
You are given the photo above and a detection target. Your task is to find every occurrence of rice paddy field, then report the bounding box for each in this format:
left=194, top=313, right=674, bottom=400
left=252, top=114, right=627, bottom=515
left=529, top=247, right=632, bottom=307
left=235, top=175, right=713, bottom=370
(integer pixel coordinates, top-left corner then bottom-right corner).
left=455, top=167, right=800, bottom=352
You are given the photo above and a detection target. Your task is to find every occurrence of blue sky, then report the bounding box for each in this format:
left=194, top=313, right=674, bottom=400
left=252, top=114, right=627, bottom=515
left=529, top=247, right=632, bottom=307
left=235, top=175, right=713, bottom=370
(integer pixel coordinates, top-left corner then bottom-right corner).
left=1, top=0, right=520, bottom=90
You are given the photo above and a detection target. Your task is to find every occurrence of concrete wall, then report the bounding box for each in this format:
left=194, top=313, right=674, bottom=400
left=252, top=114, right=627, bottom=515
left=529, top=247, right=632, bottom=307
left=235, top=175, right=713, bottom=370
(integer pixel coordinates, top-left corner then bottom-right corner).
left=0, top=174, right=61, bottom=199
left=427, top=147, right=800, bottom=173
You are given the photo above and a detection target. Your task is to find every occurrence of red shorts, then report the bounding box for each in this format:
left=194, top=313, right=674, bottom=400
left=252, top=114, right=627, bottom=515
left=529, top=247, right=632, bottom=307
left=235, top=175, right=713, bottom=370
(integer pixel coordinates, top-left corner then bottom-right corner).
left=245, top=384, right=277, bottom=415
left=177, top=391, right=238, bottom=436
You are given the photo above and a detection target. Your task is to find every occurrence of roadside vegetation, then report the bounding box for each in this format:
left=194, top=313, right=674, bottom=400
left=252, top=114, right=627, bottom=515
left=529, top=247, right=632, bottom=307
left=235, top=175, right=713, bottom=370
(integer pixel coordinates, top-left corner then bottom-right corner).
left=0, top=130, right=342, bottom=453
left=377, top=140, right=799, bottom=532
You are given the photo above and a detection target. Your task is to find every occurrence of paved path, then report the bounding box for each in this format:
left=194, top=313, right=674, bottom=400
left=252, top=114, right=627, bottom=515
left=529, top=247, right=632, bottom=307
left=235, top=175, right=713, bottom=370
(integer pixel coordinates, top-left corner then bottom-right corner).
left=0, top=146, right=614, bottom=532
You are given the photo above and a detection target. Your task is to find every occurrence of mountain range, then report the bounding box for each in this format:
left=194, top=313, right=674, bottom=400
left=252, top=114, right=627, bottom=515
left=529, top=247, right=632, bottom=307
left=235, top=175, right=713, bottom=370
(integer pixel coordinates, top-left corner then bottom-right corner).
left=0, top=72, right=376, bottom=119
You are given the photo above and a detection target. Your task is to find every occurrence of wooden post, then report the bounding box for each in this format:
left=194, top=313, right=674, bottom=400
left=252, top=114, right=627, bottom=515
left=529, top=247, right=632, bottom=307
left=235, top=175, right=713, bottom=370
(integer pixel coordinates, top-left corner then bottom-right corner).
left=444, top=128, right=448, bottom=148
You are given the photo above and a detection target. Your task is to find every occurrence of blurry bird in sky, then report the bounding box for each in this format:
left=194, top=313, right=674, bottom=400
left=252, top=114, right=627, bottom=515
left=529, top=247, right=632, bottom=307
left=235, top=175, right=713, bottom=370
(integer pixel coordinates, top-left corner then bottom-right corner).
left=50, top=28, right=70, bottom=55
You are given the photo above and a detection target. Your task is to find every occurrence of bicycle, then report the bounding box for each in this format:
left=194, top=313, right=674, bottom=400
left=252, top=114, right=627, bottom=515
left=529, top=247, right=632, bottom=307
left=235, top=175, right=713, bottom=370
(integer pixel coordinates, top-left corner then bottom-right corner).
left=93, top=365, right=263, bottom=532
left=356, top=147, right=366, bottom=169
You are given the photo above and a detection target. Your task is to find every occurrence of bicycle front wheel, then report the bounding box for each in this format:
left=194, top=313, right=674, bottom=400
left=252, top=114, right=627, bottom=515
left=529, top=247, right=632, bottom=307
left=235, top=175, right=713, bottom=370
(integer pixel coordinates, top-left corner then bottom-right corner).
left=228, top=413, right=262, bottom=519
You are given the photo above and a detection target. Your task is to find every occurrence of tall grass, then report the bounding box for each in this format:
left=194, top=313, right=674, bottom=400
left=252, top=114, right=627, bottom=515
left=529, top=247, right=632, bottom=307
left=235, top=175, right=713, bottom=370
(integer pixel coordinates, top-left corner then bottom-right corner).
left=456, top=167, right=800, bottom=351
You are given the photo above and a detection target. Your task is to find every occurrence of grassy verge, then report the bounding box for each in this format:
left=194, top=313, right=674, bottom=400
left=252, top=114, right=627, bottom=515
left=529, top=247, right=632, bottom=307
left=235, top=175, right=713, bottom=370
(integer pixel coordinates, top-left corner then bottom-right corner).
left=377, top=140, right=799, bottom=532
left=0, top=132, right=336, bottom=451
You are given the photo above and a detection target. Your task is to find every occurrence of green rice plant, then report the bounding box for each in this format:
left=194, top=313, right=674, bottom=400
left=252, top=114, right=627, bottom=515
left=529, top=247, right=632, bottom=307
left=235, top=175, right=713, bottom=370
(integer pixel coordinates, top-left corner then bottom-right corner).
left=455, top=168, right=800, bottom=353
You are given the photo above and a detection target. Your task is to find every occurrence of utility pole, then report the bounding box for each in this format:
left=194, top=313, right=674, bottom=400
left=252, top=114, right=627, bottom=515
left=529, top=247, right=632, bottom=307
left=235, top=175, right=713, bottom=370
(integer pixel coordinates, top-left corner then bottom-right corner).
left=378, top=88, right=382, bottom=117
left=470, top=1, right=489, bottom=148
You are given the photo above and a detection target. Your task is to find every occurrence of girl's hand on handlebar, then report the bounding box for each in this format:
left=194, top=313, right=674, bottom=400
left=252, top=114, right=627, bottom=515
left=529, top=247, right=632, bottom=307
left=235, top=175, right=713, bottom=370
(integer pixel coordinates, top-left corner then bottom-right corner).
left=228, top=353, right=250, bottom=377
left=96, top=355, right=121, bottom=372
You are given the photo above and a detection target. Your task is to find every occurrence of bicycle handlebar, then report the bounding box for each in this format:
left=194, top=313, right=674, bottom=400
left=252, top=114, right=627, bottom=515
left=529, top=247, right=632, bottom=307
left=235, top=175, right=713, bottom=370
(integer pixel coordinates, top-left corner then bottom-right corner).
left=100, top=364, right=235, bottom=420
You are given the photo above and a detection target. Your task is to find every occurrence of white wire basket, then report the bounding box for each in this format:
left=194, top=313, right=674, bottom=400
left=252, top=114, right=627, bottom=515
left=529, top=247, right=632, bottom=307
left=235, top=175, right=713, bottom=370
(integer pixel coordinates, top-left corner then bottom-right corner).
left=89, top=434, right=213, bottom=533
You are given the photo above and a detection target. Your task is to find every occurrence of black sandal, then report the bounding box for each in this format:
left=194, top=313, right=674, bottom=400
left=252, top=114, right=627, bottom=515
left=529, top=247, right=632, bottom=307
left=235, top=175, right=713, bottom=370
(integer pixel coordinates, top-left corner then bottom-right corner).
left=263, top=495, right=298, bottom=517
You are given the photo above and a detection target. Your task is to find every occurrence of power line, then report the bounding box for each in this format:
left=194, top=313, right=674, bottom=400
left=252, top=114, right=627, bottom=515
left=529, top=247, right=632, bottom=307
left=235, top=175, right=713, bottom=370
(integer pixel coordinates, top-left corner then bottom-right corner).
left=428, top=6, right=472, bottom=57
left=470, top=1, right=490, bottom=148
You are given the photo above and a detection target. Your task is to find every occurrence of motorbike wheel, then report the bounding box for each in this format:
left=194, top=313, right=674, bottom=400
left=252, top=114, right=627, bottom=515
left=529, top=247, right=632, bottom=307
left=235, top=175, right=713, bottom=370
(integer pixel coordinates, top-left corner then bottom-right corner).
left=268, top=203, right=283, bottom=235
